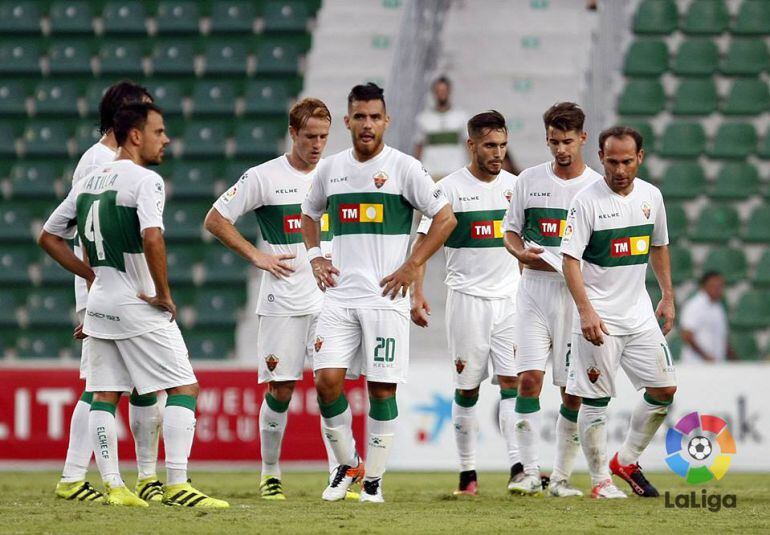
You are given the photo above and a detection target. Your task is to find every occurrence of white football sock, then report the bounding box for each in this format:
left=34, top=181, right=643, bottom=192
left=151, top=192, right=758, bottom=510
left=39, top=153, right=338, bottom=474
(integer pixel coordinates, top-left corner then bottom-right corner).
left=452, top=400, right=478, bottom=472
left=321, top=406, right=357, bottom=467
left=618, top=396, right=669, bottom=466
left=365, top=417, right=396, bottom=481
left=90, top=405, right=122, bottom=488
left=514, top=398, right=541, bottom=476
left=163, top=405, right=196, bottom=486
left=259, top=396, right=288, bottom=479
left=578, top=403, right=610, bottom=486
left=551, top=411, right=581, bottom=482
left=499, top=397, right=521, bottom=466
left=60, top=397, right=93, bottom=483
left=128, top=398, right=162, bottom=480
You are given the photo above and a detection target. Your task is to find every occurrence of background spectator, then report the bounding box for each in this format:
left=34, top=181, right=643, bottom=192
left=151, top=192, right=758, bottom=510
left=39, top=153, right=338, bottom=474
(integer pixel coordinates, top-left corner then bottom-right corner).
left=679, top=272, right=736, bottom=362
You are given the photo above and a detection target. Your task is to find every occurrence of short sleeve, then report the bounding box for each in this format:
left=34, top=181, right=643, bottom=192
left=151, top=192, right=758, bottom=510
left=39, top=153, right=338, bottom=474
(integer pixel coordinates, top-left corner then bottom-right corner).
left=135, top=174, right=166, bottom=234
left=213, top=169, right=264, bottom=224
left=502, top=175, right=525, bottom=233
left=651, top=190, right=669, bottom=246
left=43, top=187, right=78, bottom=239
left=416, top=214, right=432, bottom=235
left=560, top=196, right=592, bottom=260
left=401, top=159, right=448, bottom=218
left=301, top=162, right=328, bottom=221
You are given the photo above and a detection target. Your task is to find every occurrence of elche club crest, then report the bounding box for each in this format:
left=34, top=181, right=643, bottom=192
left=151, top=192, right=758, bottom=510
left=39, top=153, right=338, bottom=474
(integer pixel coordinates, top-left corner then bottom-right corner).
left=504, top=189, right=513, bottom=203
left=454, top=357, right=466, bottom=374
left=642, top=200, right=652, bottom=220
left=373, top=171, right=388, bottom=189
left=587, top=366, right=601, bottom=383
left=265, top=354, right=279, bottom=371
left=314, top=336, right=324, bottom=352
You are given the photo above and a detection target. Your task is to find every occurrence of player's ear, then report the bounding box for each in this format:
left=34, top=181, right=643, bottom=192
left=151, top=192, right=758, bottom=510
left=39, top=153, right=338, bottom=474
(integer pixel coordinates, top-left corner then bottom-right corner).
left=637, top=148, right=645, bottom=165
left=579, top=131, right=588, bottom=145
left=344, top=115, right=350, bottom=130
left=130, top=126, right=142, bottom=146
left=384, top=114, right=390, bottom=128
left=288, top=125, right=298, bottom=141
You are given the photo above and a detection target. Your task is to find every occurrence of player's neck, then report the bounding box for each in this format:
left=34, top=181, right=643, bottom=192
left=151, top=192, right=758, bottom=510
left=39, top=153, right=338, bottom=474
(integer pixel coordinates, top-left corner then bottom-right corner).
left=435, top=102, right=451, bottom=113
left=467, top=163, right=496, bottom=183
left=353, top=142, right=385, bottom=163
left=114, top=147, right=145, bottom=167
left=286, top=151, right=314, bottom=174
left=551, top=159, right=586, bottom=180
left=100, top=131, right=118, bottom=151
left=605, top=176, right=635, bottom=197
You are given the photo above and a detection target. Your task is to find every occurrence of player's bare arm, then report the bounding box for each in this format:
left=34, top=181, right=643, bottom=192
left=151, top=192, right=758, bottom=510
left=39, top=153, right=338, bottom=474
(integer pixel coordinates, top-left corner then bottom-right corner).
left=138, top=226, right=176, bottom=321
left=37, top=230, right=96, bottom=284
left=381, top=204, right=456, bottom=300
left=409, top=233, right=431, bottom=327
left=503, top=230, right=551, bottom=270
left=563, top=253, right=608, bottom=345
left=649, top=244, right=675, bottom=335
left=204, top=207, right=295, bottom=279
left=301, top=213, right=338, bottom=291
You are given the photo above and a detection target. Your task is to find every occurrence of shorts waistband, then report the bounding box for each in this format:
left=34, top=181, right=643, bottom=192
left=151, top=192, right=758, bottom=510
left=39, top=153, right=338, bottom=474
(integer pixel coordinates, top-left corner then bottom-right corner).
left=521, top=268, right=564, bottom=282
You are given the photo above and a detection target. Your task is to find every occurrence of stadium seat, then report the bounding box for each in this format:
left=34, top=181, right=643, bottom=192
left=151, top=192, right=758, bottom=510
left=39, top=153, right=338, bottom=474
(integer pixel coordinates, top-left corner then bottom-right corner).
left=83, top=79, right=113, bottom=116
left=742, top=204, right=770, bottom=243
left=645, top=281, right=662, bottom=308
left=190, top=81, right=237, bottom=116
left=74, top=121, right=101, bottom=153
left=255, top=39, right=301, bottom=74
left=721, top=79, right=770, bottom=116
left=22, top=121, right=72, bottom=157
left=242, top=80, right=290, bottom=116
left=689, top=204, right=739, bottom=242
left=48, top=41, right=93, bottom=75
left=710, top=162, right=759, bottom=200
left=671, top=78, right=718, bottom=116
left=209, top=1, right=256, bottom=33
left=732, top=0, right=770, bottom=35
left=0, top=1, right=41, bottom=34
left=9, top=160, right=58, bottom=198
left=0, top=81, right=29, bottom=116
left=155, top=1, right=200, bottom=34
left=262, top=0, right=311, bottom=32
left=181, top=121, right=228, bottom=158
left=617, top=79, right=665, bottom=116
left=0, top=121, right=18, bottom=156
left=681, top=0, right=729, bottom=35
left=752, top=249, right=770, bottom=286
left=0, top=291, right=19, bottom=326
left=185, top=328, right=234, bottom=359
left=150, top=40, right=196, bottom=75
left=0, top=246, right=32, bottom=284
left=669, top=245, right=693, bottom=284
left=730, top=333, right=760, bottom=361
left=633, top=0, right=678, bottom=35
left=731, top=289, right=770, bottom=330
left=659, top=162, right=705, bottom=200
left=25, top=288, right=75, bottom=326
left=0, top=40, right=43, bottom=75
left=720, top=39, right=768, bottom=76
left=32, top=80, right=81, bottom=116
left=233, top=120, right=284, bottom=158
left=623, top=39, right=668, bottom=77
left=664, top=201, right=688, bottom=242
left=193, top=288, right=242, bottom=326
left=143, top=80, right=185, bottom=116
left=667, top=332, right=683, bottom=361
left=759, top=133, right=770, bottom=160
left=707, top=122, right=757, bottom=159
left=48, top=0, right=94, bottom=34
left=672, top=39, right=719, bottom=76
left=620, top=120, right=654, bottom=153
left=163, top=202, right=209, bottom=240
left=166, top=246, right=197, bottom=285
left=102, top=0, right=147, bottom=35
left=203, top=41, right=249, bottom=76
left=701, top=246, right=747, bottom=285
left=658, top=122, right=705, bottom=158
left=15, top=331, right=70, bottom=358
left=169, top=160, right=218, bottom=198
left=202, top=248, right=248, bottom=284
left=37, top=252, right=73, bottom=285
left=98, top=41, right=145, bottom=76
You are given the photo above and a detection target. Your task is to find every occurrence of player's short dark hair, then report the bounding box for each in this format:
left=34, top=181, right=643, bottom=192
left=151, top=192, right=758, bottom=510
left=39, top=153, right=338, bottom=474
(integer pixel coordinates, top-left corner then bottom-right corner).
left=99, top=81, right=153, bottom=135
left=113, top=102, right=163, bottom=147
left=347, top=82, right=385, bottom=110
left=598, top=125, right=644, bottom=152
left=467, top=110, right=507, bottom=139
left=433, top=75, right=451, bottom=88
left=543, top=102, right=585, bottom=133
left=700, top=270, right=723, bottom=286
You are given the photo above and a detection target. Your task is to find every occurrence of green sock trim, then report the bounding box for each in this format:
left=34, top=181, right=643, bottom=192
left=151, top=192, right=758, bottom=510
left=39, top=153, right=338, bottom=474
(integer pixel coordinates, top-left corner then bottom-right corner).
left=559, top=404, right=579, bottom=423
left=80, top=391, right=93, bottom=404
left=515, top=396, right=540, bottom=414
left=166, top=394, right=196, bottom=412
left=369, top=395, right=398, bottom=421
left=454, top=390, right=479, bottom=408
left=500, top=388, right=518, bottom=400
left=644, top=392, right=673, bottom=407
left=129, top=390, right=158, bottom=407
left=582, top=397, right=611, bottom=407
left=318, top=394, right=348, bottom=418
left=90, top=401, right=117, bottom=415
left=265, top=392, right=290, bottom=413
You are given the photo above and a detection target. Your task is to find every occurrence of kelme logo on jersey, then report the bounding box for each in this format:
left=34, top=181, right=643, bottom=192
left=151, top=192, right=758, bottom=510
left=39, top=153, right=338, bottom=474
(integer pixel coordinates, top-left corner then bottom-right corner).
left=539, top=218, right=566, bottom=238
left=339, top=203, right=384, bottom=224
left=470, top=219, right=503, bottom=240
left=610, top=235, right=650, bottom=258
left=265, top=354, right=279, bottom=371
left=373, top=171, right=388, bottom=189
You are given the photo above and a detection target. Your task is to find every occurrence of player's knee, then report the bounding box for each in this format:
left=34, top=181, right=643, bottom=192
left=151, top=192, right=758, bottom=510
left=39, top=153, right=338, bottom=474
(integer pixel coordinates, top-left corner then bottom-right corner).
left=649, top=385, right=677, bottom=404
left=456, top=386, right=480, bottom=399
left=368, top=381, right=397, bottom=399
left=268, top=381, right=296, bottom=403
left=561, top=391, right=581, bottom=410
left=93, top=391, right=120, bottom=404
left=517, top=372, right=542, bottom=396
left=314, top=373, right=342, bottom=403
left=497, top=375, right=518, bottom=391
left=167, top=382, right=199, bottom=398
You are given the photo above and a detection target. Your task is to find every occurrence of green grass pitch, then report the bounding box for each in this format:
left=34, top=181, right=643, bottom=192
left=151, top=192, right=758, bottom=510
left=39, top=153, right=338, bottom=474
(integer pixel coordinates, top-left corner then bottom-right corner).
left=1, top=471, right=768, bottom=533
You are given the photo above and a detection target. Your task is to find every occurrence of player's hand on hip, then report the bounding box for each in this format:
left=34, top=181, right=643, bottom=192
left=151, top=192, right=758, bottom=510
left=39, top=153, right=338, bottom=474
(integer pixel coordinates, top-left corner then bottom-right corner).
left=310, top=257, right=339, bottom=292
left=73, top=322, right=87, bottom=340
left=410, top=292, right=431, bottom=328
left=580, top=308, right=609, bottom=346
left=255, top=251, right=296, bottom=279
left=380, top=261, right=417, bottom=300
left=656, top=297, right=675, bottom=335
left=138, top=293, right=177, bottom=322
left=517, top=247, right=551, bottom=270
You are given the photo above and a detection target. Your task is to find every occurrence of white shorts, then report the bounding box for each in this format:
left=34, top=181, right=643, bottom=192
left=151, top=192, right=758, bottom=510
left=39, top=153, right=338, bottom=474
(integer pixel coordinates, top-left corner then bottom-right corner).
left=446, top=288, right=517, bottom=389
left=514, top=269, right=573, bottom=387
left=313, top=304, right=409, bottom=384
left=566, top=327, right=677, bottom=399
left=257, top=313, right=318, bottom=383
left=87, top=323, right=197, bottom=395
left=77, top=309, right=90, bottom=380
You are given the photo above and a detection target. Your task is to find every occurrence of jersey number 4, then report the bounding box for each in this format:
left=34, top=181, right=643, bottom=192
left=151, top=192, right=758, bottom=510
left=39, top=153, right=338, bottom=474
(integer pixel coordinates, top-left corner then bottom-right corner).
left=83, top=199, right=106, bottom=261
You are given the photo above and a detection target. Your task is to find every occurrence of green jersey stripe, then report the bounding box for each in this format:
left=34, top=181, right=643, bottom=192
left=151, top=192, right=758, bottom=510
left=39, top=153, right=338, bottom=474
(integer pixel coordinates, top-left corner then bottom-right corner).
left=445, top=209, right=506, bottom=249
left=583, top=223, right=655, bottom=267
left=522, top=207, right=568, bottom=246
left=327, top=192, right=413, bottom=236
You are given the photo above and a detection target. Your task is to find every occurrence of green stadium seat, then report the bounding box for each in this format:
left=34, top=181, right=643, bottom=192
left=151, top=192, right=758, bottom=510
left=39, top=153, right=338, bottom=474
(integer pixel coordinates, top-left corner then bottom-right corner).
left=150, top=40, right=196, bottom=75
left=710, top=162, right=759, bottom=200
left=10, top=161, right=58, bottom=198
left=209, top=1, right=256, bottom=33
left=721, top=79, right=770, bottom=116
left=701, top=246, right=747, bottom=285
left=658, top=122, right=705, bottom=158
left=681, top=0, right=729, bottom=35
left=155, top=1, right=200, bottom=34
left=0, top=121, right=18, bottom=156
left=263, top=0, right=311, bottom=32
left=0, top=1, right=42, bottom=34
left=741, top=204, right=770, bottom=243
left=49, top=1, right=94, bottom=34
left=731, top=290, right=770, bottom=330
left=669, top=245, right=693, bottom=284
left=191, top=80, right=238, bottom=116
left=143, top=80, right=185, bottom=116
left=23, top=121, right=72, bottom=157
left=620, top=120, right=654, bottom=153
left=659, top=162, right=705, bottom=200
left=185, top=328, right=234, bottom=359
left=15, top=331, right=70, bottom=358
left=730, top=333, right=760, bottom=361
left=636, top=163, right=652, bottom=182
left=255, top=39, right=301, bottom=74
left=672, top=39, right=719, bottom=76
left=732, top=0, right=770, bottom=35
left=25, top=288, right=75, bottom=326
left=0, top=246, right=32, bottom=284
left=202, top=248, right=248, bottom=284
left=37, top=252, right=72, bottom=285
left=0, top=40, right=43, bottom=75
left=166, top=246, right=197, bottom=285
left=74, top=121, right=101, bottom=153
left=98, top=41, right=145, bottom=76
left=0, top=81, right=28, bottom=116
left=671, top=79, right=718, bottom=116
left=689, top=204, right=739, bottom=242
left=164, top=201, right=208, bottom=240
left=48, top=41, right=93, bottom=75
left=752, top=249, right=770, bottom=286
left=617, top=79, right=665, bottom=116
left=760, top=133, right=770, bottom=160
left=83, top=80, right=113, bottom=116
left=181, top=121, right=228, bottom=158
left=633, top=0, right=678, bottom=34
left=203, top=41, right=249, bottom=76
left=623, top=39, right=668, bottom=77
left=32, top=80, right=81, bottom=115
left=707, top=122, right=757, bottom=159
left=102, top=0, right=147, bottom=35
left=0, top=291, right=19, bottom=326
left=667, top=332, right=683, bottom=361
left=720, top=39, right=768, bottom=76
left=193, top=288, right=242, bottom=326
left=169, top=160, right=217, bottom=198
left=233, top=120, right=284, bottom=158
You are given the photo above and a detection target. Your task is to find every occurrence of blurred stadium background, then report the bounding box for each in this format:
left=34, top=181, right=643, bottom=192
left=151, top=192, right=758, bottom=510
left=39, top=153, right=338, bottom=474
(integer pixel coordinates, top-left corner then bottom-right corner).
left=0, top=0, right=767, bottom=473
